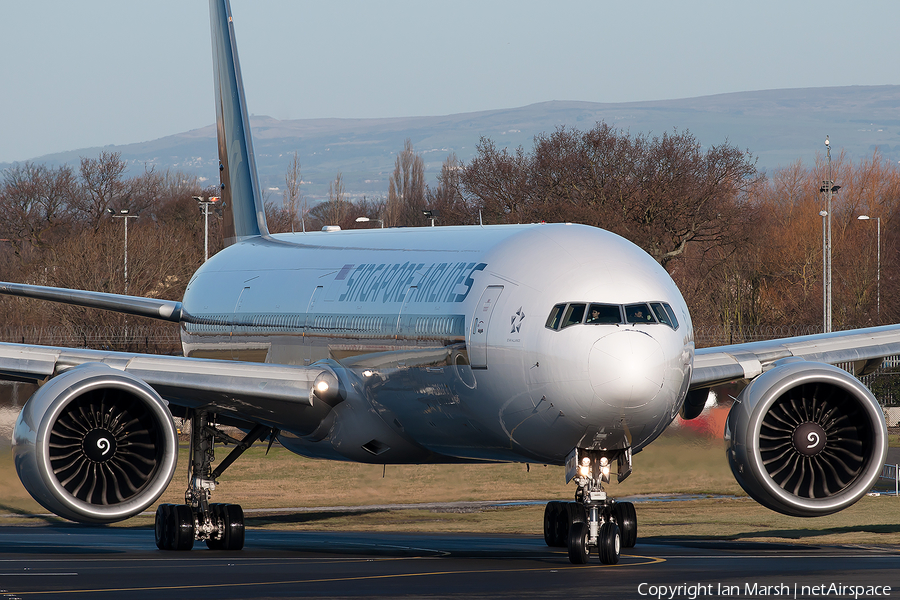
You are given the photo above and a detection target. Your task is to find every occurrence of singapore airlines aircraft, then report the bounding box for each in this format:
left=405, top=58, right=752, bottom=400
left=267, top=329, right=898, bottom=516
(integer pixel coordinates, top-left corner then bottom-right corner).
left=1, top=0, right=897, bottom=565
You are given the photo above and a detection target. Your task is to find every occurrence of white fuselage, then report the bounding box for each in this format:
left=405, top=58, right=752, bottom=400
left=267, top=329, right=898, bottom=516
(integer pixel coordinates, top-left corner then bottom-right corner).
left=180, top=223, right=694, bottom=465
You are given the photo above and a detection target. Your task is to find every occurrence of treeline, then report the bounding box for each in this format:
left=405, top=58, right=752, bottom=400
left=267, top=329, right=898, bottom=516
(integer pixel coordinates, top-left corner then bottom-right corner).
left=0, top=151, right=216, bottom=339
left=2, top=124, right=899, bottom=348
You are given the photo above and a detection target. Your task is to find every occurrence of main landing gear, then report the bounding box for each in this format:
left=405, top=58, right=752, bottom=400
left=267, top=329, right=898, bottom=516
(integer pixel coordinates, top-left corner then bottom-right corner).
left=155, top=410, right=274, bottom=551
left=544, top=450, right=637, bottom=565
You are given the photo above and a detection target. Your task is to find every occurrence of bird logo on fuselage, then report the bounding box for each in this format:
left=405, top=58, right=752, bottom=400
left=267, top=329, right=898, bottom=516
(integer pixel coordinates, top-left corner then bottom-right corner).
left=511, top=307, right=525, bottom=334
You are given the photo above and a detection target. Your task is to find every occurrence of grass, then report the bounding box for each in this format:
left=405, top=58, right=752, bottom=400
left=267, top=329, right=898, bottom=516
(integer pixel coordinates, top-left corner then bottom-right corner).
left=1, top=428, right=898, bottom=547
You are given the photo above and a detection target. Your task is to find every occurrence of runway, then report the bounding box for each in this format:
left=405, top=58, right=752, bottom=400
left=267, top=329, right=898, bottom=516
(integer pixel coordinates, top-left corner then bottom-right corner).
left=0, top=526, right=896, bottom=599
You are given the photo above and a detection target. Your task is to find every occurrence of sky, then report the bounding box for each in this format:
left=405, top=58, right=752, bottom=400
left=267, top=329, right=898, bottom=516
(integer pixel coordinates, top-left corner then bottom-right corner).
left=1, top=0, right=897, bottom=164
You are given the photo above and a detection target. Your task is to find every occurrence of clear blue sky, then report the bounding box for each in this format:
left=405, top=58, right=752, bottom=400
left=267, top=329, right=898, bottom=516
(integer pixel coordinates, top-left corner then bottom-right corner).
left=1, top=1, right=896, bottom=163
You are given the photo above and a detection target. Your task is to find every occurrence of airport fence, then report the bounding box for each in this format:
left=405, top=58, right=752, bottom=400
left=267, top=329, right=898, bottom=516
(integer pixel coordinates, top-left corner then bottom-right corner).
left=0, top=325, right=182, bottom=355
left=693, top=324, right=823, bottom=347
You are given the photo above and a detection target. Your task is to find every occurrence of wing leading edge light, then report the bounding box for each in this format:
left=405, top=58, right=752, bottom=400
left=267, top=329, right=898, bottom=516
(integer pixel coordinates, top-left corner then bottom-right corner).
left=0, top=0, right=897, bottom=564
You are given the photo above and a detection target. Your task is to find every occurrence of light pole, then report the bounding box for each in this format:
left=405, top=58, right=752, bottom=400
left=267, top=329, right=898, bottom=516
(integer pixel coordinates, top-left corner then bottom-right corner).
left=194, top=196, right=220, bottom=261
left=355, top=216, right=384, bottom=228
left=422, top=209, right=437, bottom=227
left=858, top=215, right=881, bottom=321
left=819, top=136, right=840, bottom=332
left=107, top=208, right=138, bottom=295
left=819, top=210, right=828, bottom=331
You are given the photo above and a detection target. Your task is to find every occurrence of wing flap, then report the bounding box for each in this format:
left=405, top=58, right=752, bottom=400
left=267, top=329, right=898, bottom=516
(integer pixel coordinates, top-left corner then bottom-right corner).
left=0, top=344, right=59, bottom=382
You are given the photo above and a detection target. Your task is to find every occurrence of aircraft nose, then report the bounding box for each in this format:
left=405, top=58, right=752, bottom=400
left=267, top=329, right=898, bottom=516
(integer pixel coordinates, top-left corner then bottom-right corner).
left=589, top=329, right=666, bottom=408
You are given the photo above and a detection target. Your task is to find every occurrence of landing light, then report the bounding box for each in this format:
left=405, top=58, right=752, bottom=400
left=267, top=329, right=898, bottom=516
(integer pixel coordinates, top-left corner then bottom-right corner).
left=578, top=457, right=591, bottom=478
left=315, top=380, right=330, bottom=394
left=599, top=457, right=610, bottom=480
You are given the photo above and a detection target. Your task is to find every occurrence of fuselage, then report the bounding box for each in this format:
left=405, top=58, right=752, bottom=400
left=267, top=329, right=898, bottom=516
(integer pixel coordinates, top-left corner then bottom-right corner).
left=180, top=223, right=695, bottom=465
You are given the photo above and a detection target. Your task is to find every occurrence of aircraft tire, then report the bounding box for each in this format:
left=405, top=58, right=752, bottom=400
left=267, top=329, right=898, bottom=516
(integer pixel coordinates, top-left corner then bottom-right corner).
left=555, top=502, right=570, bottom=546
left=172, top=504, right=195, bottom=551
left=567, top=501, right=586, bottom=524
left=614, top=501, right=637, bottom=548
left=220, top=504, right=245, bottom=551
left=567, top=521, right=590, bottom=564
left=543, top=502, right=559, bottom=546
left=597, top=522, right=621, bottom=565
left=154, top=504, right=174, bottom=550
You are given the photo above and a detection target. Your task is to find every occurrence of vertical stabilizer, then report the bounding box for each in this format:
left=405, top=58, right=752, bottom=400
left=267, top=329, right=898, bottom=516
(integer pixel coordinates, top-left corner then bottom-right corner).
left=209, top=0, right=269, bottom=244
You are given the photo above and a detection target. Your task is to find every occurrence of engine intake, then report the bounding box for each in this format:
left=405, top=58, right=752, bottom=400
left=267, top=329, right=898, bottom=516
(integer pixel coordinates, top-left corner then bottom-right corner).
left=725, top=360, right=887, bottom=517
left=12, top=363, right=178, bottom=524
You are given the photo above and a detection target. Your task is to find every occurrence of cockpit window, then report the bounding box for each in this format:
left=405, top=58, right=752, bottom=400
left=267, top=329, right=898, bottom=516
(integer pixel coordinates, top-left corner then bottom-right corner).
left=625, top=303, right=655, bottom=324
left=663, top=303, right=680, bottom=330
left=650, top=302, right=671, bottom=326
left=545, top=304, right=565, bottom=330
left=561, top=303, right=586, bottom=329
left=546, top=301, right=679, bottom=331
left=586, top=303, right=622, bottom=325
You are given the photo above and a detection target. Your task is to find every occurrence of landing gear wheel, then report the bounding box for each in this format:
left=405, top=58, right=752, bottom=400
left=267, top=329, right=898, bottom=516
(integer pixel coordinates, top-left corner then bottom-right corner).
left=543, top=501, right=574, bottom=547
left=597, top=522, right=621, bottom=565
left=556, top=503, right=571, bottom=546
left=544, top=501, right=565, bottom=547
left=221, top=504, right=245, bottom=550
left=614, top=501, right=637, bottom=548
left=567, top=521, right=590, bottom=564
left=172, top=504, right=195, bottom=551
left=155, top=504, right=195, bottom=551
left=155, top=504, right=174, bottom=550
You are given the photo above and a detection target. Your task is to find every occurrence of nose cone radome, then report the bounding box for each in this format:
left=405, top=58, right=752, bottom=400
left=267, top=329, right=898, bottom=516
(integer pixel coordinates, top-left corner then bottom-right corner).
left=589, top=330, right=666, bottom=409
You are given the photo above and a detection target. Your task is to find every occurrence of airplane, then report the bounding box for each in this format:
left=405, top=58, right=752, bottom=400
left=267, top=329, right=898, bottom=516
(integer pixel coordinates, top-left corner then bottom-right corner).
left=0, top=0, right=896, bottom=565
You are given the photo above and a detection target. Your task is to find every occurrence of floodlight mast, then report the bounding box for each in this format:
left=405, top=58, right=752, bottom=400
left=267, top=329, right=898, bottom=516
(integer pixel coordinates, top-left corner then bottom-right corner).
left=819, top=136, right=840, bottom=333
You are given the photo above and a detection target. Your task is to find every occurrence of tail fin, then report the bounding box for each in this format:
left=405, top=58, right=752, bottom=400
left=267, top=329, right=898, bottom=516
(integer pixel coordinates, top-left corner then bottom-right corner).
left=209, top=0, right=269, bottom=244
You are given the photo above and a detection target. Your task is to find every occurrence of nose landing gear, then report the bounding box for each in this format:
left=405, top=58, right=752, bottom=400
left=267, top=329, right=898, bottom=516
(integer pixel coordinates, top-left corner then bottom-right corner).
left=544, top=449, right=637, bottom=565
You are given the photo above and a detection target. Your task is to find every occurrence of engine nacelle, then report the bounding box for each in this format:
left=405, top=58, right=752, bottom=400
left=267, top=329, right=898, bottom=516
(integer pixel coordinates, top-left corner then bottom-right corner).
left=12, top=363, right=179, bottom=524
left=725, top=360, right=887, bottom=517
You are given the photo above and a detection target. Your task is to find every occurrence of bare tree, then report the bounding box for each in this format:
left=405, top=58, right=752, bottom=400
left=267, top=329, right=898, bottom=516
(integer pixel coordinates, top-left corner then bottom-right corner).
left=309, top=173, right=354, bottom=230
left=425, top=153, right=471, bottom=225
left=73, top=151, right=131, bottom=230
left=283, top=151, right=304, bottom=232
left=0, top=162, right=76, bottom=257
left=461, top=124, right=758, bottom=268
left=387, top=139, right=426, bottom=227
left=459, top=138, right=532, bottom=224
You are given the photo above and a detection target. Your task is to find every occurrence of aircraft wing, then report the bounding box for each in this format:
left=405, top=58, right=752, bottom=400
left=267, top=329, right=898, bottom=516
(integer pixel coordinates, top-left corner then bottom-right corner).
left=0, top=282, right=187, bottom=322
left=0, top=342, right=336, bottom=432
left=690, top=324, right=900, bottom=389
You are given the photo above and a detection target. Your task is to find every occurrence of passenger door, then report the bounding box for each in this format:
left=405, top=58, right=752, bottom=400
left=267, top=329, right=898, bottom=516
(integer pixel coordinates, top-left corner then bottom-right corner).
left=468, top=285, right=503, bottom=368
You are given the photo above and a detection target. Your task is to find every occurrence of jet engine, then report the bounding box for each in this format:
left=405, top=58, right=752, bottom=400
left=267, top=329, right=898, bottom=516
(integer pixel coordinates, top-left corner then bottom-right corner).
left=12, top=363, right=179, bottom=524
left=725, top=360, right=887, bottom=517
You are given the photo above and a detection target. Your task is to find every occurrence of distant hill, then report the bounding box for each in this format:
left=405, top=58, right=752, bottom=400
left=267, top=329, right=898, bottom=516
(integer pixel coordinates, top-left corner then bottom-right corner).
left=3, top=85, right=899, bottom=203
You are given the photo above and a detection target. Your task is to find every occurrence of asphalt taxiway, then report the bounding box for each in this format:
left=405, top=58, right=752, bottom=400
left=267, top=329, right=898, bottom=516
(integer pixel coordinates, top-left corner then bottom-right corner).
left=0, top=526, right=896, bottom=599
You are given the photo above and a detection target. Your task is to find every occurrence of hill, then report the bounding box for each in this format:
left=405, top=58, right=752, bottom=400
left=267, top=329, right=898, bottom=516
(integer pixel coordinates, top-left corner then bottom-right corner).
left=3, top=85, right=899, bottom=203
